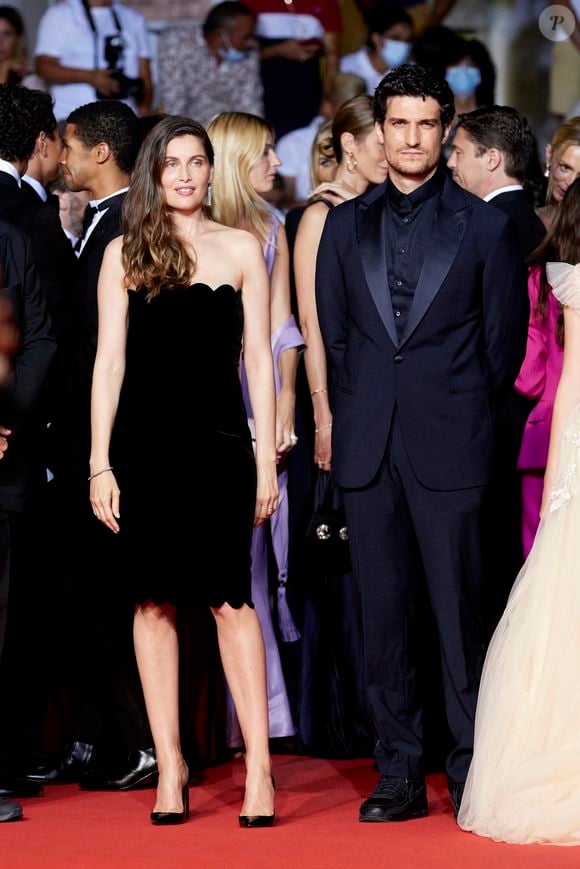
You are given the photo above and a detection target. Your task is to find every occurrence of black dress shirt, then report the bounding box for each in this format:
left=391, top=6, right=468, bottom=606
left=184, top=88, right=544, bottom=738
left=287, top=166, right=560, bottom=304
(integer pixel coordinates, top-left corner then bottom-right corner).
left=386, top=168, right=445, bottom=337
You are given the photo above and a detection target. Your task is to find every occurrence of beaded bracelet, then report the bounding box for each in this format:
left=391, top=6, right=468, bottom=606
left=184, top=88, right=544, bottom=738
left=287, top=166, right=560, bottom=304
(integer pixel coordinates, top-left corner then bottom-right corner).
left=314, top=423, right=332, bottom=433
left=88, top=466, right=113, bottom=481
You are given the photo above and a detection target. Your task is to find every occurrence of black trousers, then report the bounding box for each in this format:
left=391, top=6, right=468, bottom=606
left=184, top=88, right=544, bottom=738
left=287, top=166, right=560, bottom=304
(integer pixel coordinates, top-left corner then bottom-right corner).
left=0, top=512, right=11, bottom=664
left=343, top=413, right=486, bottom=783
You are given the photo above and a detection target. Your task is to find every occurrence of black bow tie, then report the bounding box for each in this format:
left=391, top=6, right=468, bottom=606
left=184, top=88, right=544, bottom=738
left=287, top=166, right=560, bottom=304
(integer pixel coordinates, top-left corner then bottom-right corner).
left=80, top=203, right=101, bottom=239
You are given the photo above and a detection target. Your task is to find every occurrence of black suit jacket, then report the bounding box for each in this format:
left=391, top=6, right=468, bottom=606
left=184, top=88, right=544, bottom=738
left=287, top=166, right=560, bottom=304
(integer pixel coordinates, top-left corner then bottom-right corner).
left=0, top=220, right=56, bottom=510
left=489, top=189, right=546, bottom=261
left=0, top=172, right=77, bottom=343
left=51, top=192, right=126, bottom=474
left=316, top=174, right=529, bottom=492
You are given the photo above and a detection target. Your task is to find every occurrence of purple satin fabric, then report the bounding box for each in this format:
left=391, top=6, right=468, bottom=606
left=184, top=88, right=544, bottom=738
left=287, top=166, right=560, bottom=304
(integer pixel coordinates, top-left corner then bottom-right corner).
left=227, top=214, right=303, bottom=744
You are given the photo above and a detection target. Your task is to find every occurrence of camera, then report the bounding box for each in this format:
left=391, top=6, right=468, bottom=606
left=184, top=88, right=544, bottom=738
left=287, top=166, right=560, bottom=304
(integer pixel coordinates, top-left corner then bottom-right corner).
left=104, top=33, right=124, bottom=69
left=96, top=33, right=145, bottom=103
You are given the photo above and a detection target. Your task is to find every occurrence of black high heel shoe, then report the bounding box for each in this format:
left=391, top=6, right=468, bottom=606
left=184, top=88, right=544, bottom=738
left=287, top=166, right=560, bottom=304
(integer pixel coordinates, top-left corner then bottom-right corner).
left=150, top=784, right=190, bottom=826
left=239, top=776, right=275, bottom=828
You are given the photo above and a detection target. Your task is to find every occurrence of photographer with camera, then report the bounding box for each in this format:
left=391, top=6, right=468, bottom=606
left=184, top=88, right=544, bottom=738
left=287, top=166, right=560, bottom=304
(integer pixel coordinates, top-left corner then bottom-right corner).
left=35, top=0, right=152, bottom=122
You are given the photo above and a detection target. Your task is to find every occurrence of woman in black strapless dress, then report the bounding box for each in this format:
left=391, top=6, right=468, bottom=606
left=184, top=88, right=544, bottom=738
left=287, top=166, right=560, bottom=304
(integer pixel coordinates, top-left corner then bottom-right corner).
left=89, top=116, right=277, bottom=826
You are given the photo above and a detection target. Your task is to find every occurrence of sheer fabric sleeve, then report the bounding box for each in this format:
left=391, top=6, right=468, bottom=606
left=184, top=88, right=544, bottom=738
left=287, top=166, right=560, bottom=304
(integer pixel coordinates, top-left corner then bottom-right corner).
left=547, top=262, right=580, bottom=314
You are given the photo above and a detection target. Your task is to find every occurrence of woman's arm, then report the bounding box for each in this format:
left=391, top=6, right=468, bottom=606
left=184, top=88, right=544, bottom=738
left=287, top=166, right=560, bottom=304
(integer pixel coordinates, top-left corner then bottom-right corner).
left=294, top=202, right=332, bottom=468
left=270, top=221, right=298, bottom=456
left=240, top=234, right=278, bottom=526
left=89, top=237, right=129, bottom=533
left=541, top=305, right=580, bottom=512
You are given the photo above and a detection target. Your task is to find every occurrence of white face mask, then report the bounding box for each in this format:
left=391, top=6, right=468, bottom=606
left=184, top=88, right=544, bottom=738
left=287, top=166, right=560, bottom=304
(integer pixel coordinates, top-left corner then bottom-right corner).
left=380, top=38, right=411, bottom=69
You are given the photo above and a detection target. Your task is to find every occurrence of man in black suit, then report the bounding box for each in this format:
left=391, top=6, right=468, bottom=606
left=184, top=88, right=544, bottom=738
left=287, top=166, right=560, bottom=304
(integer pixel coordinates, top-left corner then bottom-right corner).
left=29, top=100, right=156, bottom=792
left=0, top=221, right=56, bottom=820
left=0, top=84, right=75, bottom=784
left=448, top=105, right=547, bottom=629
left=315, top=65, right=528, bottom=822
left=0, top=86, right=77, bottom=344
left=447, top=105, right=546, bottom=260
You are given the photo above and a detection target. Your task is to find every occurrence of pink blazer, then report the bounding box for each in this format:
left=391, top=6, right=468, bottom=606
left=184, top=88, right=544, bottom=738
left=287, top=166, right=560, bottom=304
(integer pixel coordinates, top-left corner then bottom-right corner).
left=515, top=266, right=564, bottom=470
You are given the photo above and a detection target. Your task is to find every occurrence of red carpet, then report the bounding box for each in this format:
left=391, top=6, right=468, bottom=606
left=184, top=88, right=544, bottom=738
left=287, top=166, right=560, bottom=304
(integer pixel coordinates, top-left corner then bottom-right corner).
left=2, top=755, right=577, bottom=868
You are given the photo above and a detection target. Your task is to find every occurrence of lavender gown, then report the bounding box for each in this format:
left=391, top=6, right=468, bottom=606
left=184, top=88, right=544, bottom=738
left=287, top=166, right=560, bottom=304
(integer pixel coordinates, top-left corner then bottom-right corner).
left=226, top=213, right=303, bottom=745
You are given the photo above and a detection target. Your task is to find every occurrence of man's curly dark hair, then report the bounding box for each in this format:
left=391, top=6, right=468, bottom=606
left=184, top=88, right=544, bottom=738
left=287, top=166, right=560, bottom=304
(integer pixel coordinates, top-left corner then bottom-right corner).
left=66, top=100, right=140, bottom=174
left=0, top=84, right=41, bottom=163
left=23, top=90, right=58, bottom=139
left=373, top=64, right=455, bottom=129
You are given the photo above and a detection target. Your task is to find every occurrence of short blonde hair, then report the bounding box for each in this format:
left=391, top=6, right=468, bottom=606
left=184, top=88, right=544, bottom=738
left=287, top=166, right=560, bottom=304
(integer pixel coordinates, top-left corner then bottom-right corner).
left=310, top=119, right=335, bottom=188
left=207, top=112, right=274, bottom=247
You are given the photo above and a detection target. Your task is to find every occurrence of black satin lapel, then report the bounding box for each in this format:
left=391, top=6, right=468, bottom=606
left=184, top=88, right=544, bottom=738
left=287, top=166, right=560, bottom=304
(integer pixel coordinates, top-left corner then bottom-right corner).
left=357, top=197, right=398, bottom=347
left=399, top=204, right=469, bottom=347
left=78, top=203, right=120, bottom=261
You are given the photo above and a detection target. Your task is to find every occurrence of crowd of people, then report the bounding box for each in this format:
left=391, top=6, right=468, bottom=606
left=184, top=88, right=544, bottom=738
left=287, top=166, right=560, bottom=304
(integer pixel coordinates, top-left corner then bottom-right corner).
left=0, top=0, right=579, bottom=848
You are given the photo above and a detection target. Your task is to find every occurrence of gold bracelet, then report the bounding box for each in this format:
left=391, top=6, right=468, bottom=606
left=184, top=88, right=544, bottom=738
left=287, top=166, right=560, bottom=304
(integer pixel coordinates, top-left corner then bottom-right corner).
left=315, top=423, right=332, bottom=433
left=310, top=387, right=327, bottom=396
left=88, top=466, right=113, bottom=481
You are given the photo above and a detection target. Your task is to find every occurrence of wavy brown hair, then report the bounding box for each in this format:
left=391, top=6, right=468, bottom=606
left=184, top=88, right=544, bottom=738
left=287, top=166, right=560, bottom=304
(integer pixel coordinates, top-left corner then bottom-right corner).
left=529, top=177, right=580, bottom=347
left=122, top=115, right=214, bottom=299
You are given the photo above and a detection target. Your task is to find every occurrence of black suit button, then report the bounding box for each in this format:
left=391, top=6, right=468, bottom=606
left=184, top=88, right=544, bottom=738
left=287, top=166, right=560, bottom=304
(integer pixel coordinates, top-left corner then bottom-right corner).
left=394, top=355, right=403, bottom=364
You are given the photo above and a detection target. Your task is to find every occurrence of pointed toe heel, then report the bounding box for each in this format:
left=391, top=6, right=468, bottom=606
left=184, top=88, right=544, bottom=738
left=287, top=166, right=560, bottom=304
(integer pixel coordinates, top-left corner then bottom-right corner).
left=150, top=784, right=190, bottom=826
left=239, top=775, right=275, bottom=827
left=238, top=812, right=276, bottom=828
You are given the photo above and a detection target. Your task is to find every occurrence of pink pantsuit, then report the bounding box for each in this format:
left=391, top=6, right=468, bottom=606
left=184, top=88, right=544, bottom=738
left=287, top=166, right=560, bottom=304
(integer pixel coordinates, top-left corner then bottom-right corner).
left=514, top=266, right=564, bottom=556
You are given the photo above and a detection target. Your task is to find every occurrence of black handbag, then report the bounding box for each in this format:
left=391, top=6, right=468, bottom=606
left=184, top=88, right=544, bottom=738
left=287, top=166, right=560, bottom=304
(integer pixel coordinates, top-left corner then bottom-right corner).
left=306, top=471, right=351, bottom=576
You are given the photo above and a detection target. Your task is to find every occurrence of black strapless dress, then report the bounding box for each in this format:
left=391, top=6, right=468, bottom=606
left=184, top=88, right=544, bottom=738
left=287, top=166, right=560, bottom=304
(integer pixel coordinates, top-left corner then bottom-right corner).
left=112, top=283, right=256, bottom=608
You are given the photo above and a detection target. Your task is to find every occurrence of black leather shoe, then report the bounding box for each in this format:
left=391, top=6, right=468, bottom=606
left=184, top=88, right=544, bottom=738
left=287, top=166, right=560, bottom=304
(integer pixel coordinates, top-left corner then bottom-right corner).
left=0, top=799, right=23, bottom=822
left=25, top=741, right=96, bottom=783
left=0, top=777, right=43, bottom=798
left=448, top=781, right=465, bottom=819
left=359, top=776, right=428, bottom=822
left=79, top=748, right=158, bottom=791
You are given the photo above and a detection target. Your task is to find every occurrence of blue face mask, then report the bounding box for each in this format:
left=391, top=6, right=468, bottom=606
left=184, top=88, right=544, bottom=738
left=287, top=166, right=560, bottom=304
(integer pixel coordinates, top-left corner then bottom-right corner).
left=219, top=35, right=248, bottom=63
left=445, top=66, right=482, bottom=98
left=380, top=38, right=412, bottom=69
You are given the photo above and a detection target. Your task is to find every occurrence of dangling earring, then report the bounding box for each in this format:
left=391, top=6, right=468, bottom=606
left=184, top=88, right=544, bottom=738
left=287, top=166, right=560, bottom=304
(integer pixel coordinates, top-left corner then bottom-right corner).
left=206, top=181, right=212, bottom=207
left=346, top=153, right=357, bottom=173
left=543, top=162, right=550, bottom=178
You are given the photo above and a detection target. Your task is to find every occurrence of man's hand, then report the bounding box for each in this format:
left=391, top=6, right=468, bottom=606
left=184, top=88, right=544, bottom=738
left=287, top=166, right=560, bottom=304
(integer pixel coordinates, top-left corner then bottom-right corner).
left=89, top=69, right=120, bottom=96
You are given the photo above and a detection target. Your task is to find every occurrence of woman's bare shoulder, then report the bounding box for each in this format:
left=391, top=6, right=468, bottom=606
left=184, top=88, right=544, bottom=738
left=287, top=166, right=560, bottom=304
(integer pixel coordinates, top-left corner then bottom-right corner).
left=104, top=235, right=124, bottom=257
left=207, top=221, right=263, bottom=256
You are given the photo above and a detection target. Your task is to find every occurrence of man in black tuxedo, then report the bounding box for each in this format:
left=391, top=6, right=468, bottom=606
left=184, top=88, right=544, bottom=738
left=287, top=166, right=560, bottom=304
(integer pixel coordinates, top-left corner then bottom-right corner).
left=0, top=84, right=75, bottom=783
left=0, top=87, right=77, bottom=343
left=315, top=65, right=528, bottom=821
left=29, top=100, right=156, bottom=792
left=448, top=105, right=547, bottom=630
left=19, top=89, right=79, bottom=341
left=447, top=106, right=546, bottom=260
left=0, top=221, right=56, bottom=820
